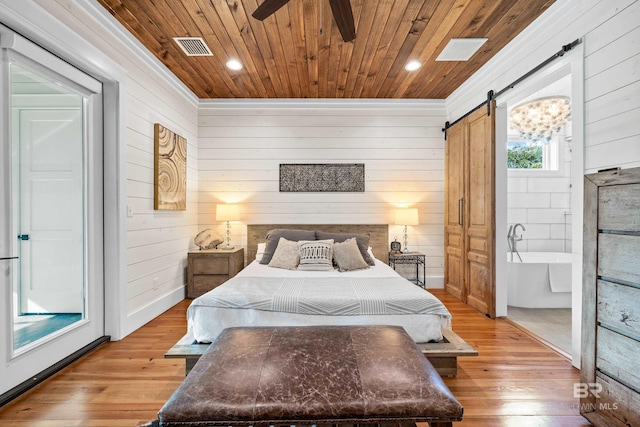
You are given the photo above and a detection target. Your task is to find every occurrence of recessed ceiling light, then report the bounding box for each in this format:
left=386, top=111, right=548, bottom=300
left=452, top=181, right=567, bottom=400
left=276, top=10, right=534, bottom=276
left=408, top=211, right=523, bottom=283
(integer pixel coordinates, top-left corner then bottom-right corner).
left=405, top=60, right=421, bottom=71
left=436, top=38, right=488, bottom=61
left=226, top=59, right=242, bottom=71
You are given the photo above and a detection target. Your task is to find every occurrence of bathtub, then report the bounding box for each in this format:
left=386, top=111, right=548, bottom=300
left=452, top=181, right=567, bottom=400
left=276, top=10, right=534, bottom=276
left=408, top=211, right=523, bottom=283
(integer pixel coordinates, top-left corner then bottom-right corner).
left=507, top=252, right=572, bottom=308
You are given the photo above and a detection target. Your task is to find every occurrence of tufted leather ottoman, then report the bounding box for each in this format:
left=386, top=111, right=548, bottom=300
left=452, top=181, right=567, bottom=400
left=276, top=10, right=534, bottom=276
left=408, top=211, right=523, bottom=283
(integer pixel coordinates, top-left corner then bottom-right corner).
left=158, top=325, right=463, bottom=427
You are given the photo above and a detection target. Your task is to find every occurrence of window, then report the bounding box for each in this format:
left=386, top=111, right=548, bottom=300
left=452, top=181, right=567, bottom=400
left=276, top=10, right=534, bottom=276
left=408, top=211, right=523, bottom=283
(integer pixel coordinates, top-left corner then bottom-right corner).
left=507, top=134, right=560, bottom=171
left=507, top=142, right=542, bottom=169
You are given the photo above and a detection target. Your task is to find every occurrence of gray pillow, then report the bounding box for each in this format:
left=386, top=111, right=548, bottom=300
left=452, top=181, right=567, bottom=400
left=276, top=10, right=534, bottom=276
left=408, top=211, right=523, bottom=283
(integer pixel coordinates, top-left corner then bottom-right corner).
left=298, top=239, right=334, bottom=271
left=260, top=228, right=316, bottom=264
left=268, top=237, right=300, bottom=270
left=315, top=231, right=374, bottom=266
left=333, top=238, right=369, bottom=272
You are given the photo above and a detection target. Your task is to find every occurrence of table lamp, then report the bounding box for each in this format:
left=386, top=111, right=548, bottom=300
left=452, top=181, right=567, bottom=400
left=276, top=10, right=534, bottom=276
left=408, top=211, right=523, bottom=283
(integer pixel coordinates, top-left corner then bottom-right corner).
left=216, top=204, right=239, bottom=249
left=395, top=208, right=419, bottom=253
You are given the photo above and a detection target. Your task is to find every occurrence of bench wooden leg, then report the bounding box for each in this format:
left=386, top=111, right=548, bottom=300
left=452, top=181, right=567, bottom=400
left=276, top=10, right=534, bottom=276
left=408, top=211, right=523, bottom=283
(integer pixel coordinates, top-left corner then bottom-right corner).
left=428, top=422, right=453, bottom=427
left=185, top=358, right=198, bottom=376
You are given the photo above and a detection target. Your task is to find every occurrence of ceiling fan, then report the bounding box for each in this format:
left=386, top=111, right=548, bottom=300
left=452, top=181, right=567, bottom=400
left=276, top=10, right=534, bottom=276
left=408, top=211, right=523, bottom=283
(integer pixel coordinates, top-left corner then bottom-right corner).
left=252, top=0, right=356, bottom=42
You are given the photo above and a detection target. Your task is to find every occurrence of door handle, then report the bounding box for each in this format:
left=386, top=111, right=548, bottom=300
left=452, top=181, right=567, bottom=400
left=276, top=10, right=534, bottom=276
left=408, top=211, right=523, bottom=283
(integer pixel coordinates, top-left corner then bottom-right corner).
left=18, top=234, right=30, bottom=241
left=458, top=198, right=464, bottom=226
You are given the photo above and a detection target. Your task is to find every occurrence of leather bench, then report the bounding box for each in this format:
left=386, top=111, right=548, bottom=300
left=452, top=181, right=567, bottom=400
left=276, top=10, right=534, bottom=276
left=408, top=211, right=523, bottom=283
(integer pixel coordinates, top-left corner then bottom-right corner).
left=158, top=325, right=463, bottom=427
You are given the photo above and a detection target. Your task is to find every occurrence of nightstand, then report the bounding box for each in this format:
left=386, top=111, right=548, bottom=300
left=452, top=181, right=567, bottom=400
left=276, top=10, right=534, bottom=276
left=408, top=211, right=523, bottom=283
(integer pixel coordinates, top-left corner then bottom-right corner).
left=187, top=247, right=244, bottom=298
left=388, top=251, right=426, bottom=288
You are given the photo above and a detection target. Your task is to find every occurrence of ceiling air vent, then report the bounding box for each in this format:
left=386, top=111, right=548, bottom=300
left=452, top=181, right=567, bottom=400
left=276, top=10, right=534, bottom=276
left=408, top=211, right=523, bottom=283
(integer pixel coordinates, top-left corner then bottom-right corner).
left=173, top=37, right=213, bottom=56
left=436, top=38, right=488, bottom=61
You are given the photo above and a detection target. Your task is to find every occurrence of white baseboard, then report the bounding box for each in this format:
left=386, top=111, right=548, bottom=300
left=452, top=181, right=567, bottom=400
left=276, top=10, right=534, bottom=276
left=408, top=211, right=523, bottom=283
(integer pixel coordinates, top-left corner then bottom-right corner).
left=426, top=276, right=444, bottom=289
left=117, top=286, right=185, bottom=340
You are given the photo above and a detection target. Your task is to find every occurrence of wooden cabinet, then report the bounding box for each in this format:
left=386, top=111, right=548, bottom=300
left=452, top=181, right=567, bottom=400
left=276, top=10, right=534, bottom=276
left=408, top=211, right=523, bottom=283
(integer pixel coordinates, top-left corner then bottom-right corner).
left=187, top=248, right=244, bottom=298
left=581, top=167, right=640, bottom=427
left=444, top=102, right=496, bottom=318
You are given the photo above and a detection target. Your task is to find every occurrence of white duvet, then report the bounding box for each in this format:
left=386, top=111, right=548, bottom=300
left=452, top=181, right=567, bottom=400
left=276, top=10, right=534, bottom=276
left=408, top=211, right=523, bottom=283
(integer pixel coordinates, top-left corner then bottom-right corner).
left=187, top=259, right=451, bottom=343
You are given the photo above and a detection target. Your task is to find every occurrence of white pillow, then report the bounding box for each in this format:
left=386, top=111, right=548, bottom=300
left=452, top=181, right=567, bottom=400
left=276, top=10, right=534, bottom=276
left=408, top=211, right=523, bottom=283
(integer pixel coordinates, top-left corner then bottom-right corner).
left=255, top=242, right=266, bottom=262
left=268, top=238, right=300, bottom=270
left=297, top=239, right=334, bottom=271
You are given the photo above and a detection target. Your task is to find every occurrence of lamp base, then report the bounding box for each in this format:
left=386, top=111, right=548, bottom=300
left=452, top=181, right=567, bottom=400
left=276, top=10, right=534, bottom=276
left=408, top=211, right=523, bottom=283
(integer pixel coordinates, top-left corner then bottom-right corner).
left=222, top=245, right=235, bottom=250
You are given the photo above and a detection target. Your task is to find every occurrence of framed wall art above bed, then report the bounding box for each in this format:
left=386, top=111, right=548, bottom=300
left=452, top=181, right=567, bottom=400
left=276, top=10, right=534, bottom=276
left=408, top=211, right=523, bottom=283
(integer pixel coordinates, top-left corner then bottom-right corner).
left=279, top=163, right=365, bottom=192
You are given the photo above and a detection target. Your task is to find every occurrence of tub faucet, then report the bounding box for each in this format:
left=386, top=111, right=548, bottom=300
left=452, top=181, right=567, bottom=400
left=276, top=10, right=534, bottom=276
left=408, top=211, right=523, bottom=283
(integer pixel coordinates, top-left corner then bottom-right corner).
left=508, top=223, right=525, bottom=262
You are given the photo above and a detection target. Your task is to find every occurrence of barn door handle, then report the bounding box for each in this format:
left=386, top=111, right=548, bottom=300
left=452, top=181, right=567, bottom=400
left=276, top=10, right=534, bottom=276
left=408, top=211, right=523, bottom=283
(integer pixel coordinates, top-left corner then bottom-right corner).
left=18, top=234, right=30, bottom=241
left=458, top=198, right=464, bottom=226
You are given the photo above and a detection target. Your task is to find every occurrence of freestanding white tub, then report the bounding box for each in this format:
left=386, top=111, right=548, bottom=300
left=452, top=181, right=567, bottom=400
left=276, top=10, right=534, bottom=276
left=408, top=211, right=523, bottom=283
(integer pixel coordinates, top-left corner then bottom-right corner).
left=507, top=252, right=572, bottom=308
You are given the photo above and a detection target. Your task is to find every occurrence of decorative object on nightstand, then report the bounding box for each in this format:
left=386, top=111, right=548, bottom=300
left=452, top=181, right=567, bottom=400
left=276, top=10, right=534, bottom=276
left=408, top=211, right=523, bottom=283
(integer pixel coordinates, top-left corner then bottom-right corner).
left=389, top=251, right=426, bottom=288
left=187, top=247, right=244, bottom=298
left=193, top=229, right=223, bottom=250
left=395, top=208, right=419, bottom=253
left=216, top=203, right=239, bottom=249
left=390, top=237, right=401, bottom=254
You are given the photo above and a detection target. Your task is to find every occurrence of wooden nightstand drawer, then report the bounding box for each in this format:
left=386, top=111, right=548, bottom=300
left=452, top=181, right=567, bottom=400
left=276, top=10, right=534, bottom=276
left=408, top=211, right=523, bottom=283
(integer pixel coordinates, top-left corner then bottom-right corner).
left=192, top=257, right=229, bottom=275
left=193, top=275, right=227, bottom=295
left=187, top=248, right=244, bottom=299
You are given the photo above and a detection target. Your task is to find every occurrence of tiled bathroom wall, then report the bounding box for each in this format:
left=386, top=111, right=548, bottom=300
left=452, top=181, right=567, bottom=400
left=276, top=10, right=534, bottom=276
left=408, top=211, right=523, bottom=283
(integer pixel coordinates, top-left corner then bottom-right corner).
left=507, top=134, right=573, bottom=253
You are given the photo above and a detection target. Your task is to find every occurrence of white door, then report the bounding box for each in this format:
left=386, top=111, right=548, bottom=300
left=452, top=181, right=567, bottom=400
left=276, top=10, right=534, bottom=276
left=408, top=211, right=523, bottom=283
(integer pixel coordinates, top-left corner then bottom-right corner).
left=0, top=33, right=104, bottom=396
left=18, top=109, right=84, bottom=314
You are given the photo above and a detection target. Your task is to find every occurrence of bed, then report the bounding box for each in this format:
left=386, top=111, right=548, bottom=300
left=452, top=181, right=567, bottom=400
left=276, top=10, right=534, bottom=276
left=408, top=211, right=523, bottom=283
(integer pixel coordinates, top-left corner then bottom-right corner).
left=167, top=224, right=477, bottom=376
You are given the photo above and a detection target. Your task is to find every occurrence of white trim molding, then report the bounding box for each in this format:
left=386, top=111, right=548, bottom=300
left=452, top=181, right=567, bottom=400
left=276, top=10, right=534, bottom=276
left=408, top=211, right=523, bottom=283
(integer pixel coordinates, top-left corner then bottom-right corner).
left=69, top=0, right=199, bottom=107
left=199, top=98, right=446, bottom=110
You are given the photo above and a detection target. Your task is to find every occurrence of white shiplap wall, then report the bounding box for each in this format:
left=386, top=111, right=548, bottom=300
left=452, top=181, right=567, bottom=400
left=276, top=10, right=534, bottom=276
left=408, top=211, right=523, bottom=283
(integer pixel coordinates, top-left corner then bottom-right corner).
left=447, top=0, right=640, bottom=172
left=32, top=0, right=200, bottom=335
left=198, top=102, right=447, bottom=287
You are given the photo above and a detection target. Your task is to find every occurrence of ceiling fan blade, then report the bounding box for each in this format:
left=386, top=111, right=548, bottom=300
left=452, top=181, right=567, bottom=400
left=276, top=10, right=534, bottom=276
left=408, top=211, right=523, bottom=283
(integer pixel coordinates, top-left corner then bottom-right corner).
left=252, top=0, right=291, bottom=20
left=328, top=0, right=356, bottom=42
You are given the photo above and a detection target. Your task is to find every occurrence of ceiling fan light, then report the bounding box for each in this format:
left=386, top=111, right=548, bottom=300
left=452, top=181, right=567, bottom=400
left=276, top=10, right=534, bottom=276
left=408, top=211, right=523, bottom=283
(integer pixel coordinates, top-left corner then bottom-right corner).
left=226, top=59, right=243, bottom=71
left=405, top=60, right=421, bottom=71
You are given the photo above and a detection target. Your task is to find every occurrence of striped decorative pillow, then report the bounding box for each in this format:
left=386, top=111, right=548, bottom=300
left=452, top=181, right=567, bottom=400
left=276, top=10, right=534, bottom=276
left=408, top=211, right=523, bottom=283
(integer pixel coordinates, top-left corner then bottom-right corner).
left=297, top=239, right=334, bottom=271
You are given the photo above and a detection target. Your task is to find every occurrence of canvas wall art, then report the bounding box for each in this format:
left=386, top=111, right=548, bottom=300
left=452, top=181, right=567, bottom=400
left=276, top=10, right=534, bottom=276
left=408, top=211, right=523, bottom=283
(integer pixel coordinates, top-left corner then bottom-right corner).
left=279, top=163, right=365, bottom=192
left=154, top=123, right=187, bottom=210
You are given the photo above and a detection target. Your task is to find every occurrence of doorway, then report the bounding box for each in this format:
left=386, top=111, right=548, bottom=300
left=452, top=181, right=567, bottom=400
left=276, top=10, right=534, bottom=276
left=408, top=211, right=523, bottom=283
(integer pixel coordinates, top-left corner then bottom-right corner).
left=0, top=32, right=105, bottom=396
left=494, top=44, right=585, bottom=367
left=11, top=64, right=86, bottom=352
left=504, top=74, right=573, bottom=355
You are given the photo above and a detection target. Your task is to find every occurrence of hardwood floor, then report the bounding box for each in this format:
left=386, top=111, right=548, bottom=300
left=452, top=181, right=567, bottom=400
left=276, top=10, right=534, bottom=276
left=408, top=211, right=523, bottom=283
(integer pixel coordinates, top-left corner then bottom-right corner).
left=0, top=290, right=591, bottom=427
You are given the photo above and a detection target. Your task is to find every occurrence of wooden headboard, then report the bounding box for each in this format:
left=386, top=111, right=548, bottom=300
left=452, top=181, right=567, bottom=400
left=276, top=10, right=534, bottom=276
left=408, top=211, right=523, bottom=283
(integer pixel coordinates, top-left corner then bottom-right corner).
left=247, top=224, right=389, bottom=264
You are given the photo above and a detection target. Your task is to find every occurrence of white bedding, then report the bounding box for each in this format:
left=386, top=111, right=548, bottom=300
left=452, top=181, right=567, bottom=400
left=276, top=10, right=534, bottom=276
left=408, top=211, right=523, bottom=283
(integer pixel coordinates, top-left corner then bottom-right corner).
left=187, top=259, right=451, bottom=343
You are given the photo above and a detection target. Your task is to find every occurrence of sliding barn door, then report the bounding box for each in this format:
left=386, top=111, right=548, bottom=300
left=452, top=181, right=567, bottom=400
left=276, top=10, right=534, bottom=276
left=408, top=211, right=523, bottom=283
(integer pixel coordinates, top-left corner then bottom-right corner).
left=464, top=105, right=495, bottom=317
left=444, top=119, right=465, bottom=301
left=444, top=102, right=496, bottom=318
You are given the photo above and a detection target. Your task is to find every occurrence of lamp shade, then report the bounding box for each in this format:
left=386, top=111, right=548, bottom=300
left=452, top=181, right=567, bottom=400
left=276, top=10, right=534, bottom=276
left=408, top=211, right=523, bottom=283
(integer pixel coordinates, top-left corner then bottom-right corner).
left=395, top=208, right=419, bottom=226
left=216, top=204, right=239, bottom=221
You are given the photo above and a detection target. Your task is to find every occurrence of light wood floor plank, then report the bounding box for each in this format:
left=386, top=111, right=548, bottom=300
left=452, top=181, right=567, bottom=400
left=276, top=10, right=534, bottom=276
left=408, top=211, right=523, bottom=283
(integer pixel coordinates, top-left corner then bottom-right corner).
left=0, top=290, right=591, bottom=426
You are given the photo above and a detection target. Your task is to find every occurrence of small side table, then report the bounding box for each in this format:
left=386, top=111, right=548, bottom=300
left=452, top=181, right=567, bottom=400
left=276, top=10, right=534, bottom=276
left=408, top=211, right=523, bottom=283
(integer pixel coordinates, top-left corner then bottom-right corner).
left=389, top=251, right=426, bottom=288
left=187, top=247, right=244, bottom=298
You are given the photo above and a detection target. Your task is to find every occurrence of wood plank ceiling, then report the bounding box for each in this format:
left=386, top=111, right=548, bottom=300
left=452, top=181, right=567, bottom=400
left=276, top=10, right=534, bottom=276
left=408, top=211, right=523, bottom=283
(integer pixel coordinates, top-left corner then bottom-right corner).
left=97, top=0, right=556, bottom=99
